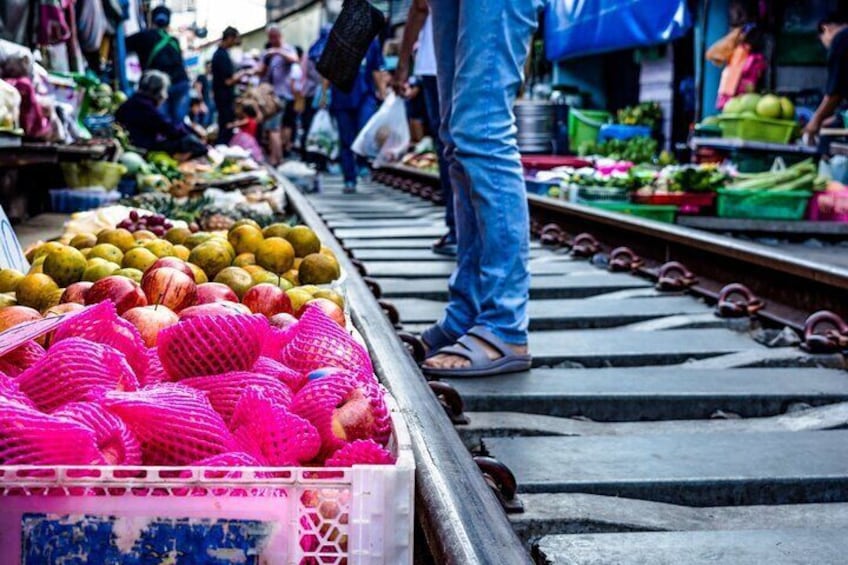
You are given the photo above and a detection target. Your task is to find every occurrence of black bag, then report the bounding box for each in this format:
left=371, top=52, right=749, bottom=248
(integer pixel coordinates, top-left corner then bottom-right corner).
left=317, top=0, right=385, bottom=93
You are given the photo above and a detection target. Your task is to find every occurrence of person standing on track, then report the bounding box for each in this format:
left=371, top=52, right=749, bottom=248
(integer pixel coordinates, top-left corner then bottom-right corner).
left=404, top=0, right=542, bottom=377
left=396, top=5, right=456, bottom=257
left=211, top=27, right=246, bottom=145
left=257, top=25, right=300, bottom=166
left=126, top=6, right=190, bottom=126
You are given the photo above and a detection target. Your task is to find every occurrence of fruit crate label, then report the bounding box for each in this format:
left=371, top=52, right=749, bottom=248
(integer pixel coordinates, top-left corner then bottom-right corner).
left=0, top=306, right=90, bottom=357
left=20, top=513, right=275, bottom=563
left=0, top=205, right=28, bottom=273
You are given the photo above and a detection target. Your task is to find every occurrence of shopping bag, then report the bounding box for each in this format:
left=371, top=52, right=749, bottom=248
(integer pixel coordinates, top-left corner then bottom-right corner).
left=352, top=92, right=410, bottom=167
left=306, top=109, right=339, bottom=159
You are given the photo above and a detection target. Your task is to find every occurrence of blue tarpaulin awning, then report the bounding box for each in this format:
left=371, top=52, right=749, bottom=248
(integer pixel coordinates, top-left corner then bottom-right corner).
left=545, top=0, right=693, bottom=61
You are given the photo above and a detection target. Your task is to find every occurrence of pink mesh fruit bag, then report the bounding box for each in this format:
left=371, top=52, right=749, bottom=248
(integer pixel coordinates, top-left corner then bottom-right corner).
left=194, top=451, right=264, bottom=467
left=103, top=383, right=238, bottom=465
left=0, top=340, right=45, bottom=377
left=231, top=386, right=320, bottom=466
left=0, top=373, right=35, bottom=408
left=158, top=314, right=268, bottom=380
left=181, top=371, right=292, bottom=423
left=54, top=402, right=142, bottom=466
left=0, top=399, right=104, bottom=465
left=326, top=440, right=395, bottom=467
left=52, top=302, right=148, bottom=378
left=280, top=307, right=373, bottom=381
left=252, top=356, right=307, bottom=392
left=290, top=372, right=391, bottom=459
left=140, top=347, right=168, bottom=387
left=18, top=337, right=139, bottom=412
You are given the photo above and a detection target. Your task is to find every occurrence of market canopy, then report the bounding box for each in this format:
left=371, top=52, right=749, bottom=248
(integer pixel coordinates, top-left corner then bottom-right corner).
left=545, top=0, right=693, bottom=61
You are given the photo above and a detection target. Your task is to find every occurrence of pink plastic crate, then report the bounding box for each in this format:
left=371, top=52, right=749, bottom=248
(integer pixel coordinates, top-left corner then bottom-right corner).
left=809, top=190, right=848, bottom=222
left=0, top=396, right=413, bottom=564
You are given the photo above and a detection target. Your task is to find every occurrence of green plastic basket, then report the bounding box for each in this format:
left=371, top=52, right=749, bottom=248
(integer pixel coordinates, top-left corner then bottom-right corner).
left=716, top=189, right=811, bottom=220
left=717, top=115, right=798, bottom=144
left=568, top=109, right=611, bottom=152
left=580, top=201, right=678, bottom=223
left=575, top=185, right=630, bottom=202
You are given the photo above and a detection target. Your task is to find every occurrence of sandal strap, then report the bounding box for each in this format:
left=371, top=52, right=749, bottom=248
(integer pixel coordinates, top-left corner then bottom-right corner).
left=465, top=325, right=517, bottom=359
left=432, top=337, right=491, bottom=366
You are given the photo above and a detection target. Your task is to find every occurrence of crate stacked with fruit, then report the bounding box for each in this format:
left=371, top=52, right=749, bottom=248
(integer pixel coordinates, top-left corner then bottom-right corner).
left=0, top=219, right=412, bottom=561
left=705, top=93, right=798, bottom=144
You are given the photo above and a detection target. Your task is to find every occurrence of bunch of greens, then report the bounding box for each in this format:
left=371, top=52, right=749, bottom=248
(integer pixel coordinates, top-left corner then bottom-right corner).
left=617, top=102, right=662, bottom=128
left=579, top=136, right=659, bottom=164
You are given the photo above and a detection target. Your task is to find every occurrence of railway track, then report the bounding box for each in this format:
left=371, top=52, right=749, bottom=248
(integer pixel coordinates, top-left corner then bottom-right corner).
left=284, top=168, right=848, bottom=564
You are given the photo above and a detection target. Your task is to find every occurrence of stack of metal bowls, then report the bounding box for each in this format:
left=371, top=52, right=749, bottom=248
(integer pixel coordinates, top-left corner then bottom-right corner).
left=515, top=100, right=555, bottom=154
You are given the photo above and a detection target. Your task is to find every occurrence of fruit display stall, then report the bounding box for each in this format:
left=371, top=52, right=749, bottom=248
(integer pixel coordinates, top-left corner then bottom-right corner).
left=0, top=157, right=415, bottom=562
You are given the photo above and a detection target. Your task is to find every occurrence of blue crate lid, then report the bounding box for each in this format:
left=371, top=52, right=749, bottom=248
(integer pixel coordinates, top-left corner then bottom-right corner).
left=598, top=124, right=652, bottom=142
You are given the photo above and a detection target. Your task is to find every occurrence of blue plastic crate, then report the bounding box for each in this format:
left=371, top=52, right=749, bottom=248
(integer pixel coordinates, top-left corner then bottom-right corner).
left=598, top=124, right=652, bottom=142
left=525, top=177, right=560, bottom=196
left=49, top=188, right=120, bottom=213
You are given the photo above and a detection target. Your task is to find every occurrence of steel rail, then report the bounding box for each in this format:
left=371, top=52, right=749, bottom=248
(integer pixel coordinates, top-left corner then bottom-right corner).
left=281, top=177, right=532, bottom=564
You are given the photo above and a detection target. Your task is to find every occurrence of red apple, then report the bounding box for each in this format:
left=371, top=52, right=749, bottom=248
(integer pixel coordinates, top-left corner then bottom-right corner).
left=269, top=312, right=298, bottom=330
left=141, top=267, right=197, bottom=313
left=179, top=301, right=251, bottom=320
left=85, top=276, right=148, bottom=315
left=297, top=298, right=346, bottom=328
left=195, top=282, right=239, bottom=304
left=43, top=303, right=85, bottom=318
left=122, top=304, right=179, bottom=347
left=61, top=281, right=93, bottom=305
left=147, top=257, right=195, bottom=281
left=0, top=305, right=42, bottom=333
left=332, top=388, right=377, bottom=442
left=242, top=283, right=293, bottom=318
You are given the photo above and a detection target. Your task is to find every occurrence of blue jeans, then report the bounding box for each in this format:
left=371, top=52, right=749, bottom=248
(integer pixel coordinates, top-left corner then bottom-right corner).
left=161, top=80, right=191, bottom=126
left=333, top=96, right=378, bottom=185
left=421, top=75, right=455, bottom=240
left=430, top=0, right=541, bottom=345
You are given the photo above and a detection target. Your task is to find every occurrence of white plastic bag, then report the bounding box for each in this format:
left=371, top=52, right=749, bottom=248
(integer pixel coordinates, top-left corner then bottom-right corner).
left=306, top=109, right=339, bottom=159
left=352, top=91, right=410, bottom=167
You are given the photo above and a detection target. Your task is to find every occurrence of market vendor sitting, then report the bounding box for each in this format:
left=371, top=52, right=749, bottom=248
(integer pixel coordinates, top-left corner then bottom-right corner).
left=115, top=71, right=207, bottom=160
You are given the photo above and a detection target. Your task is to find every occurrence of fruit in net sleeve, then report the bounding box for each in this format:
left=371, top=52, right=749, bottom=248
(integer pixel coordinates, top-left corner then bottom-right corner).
left=52, top=301, right=149, bottom=379
left=85, top=275, right=148, bottom=315
left=242, top=283, right=294, bottom=318
left=0, top=399, right=105, bottom=465
left=269, top=312, right=298, bottom=330
left=181, top=371, right=292, bottom=424
left=297, top=298, right=346, bottom=328
left=0, top=341, right=45, bottom=378
left=140, top=347, right=167, bottom=387
left=0, top=305, right=42, bottom=333
left=147, top=257, right=196, bottom=281
left=157, top=313, right=267, bottom=380
left=122, top=305, right=179, bottom=348
left=193, top=451, right=263, bottom=467
left=253, top=356, right=306, bottom=391
left=61, top=281, right=93, bottom=304
left=290, top=372, right=391, bottom=459
left=18, top=337, right=138, bottom=412
left=15, top=273, right=59, bottom=311
left=196, top=282, right=240, bottom=304
left=179, top=301, right=251, bottom=320
left=43, top=246, right=87, bottom=287
left=230, top=386, right=320, bottom=466
left=281, top=306, right=374, bottom=382
left=103, top=383, right=239, bottom=465
left=54, top=401, right=142, bottom=465
left=325, top=439, right=395, bottom=467
left=141, top=267, right=197, bottom=312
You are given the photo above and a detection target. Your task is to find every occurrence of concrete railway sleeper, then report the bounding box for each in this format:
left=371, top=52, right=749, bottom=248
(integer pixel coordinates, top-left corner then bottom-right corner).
left=284, top=169, right=848, bottom=565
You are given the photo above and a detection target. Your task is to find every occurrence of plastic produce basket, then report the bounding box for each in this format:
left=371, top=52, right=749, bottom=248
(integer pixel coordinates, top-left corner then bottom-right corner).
left=568, top=109, right=611, bottom=152
left=61, top=160, right=127, bottom=190
left=525, top=177, right=560, bottom=196
left=809, top=189, right=848, bottom=222
left=716, top=189, right=811, bottom=220
left=717, top=115, right=798, bottom=144
left=0, top=396, right=414, bottom=565
left=632, top=192, right=716, bottom=215
left=581, top=201, right=678, bottom=223
left=49, top=188, right=121, bottom=213
left=575, top=185, right=630, bottom=202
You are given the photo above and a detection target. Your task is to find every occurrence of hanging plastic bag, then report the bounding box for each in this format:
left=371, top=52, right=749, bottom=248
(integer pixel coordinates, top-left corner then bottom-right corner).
left=352, top=91, right=410, bottom=167
left=306, top=108, right=339, bottom=159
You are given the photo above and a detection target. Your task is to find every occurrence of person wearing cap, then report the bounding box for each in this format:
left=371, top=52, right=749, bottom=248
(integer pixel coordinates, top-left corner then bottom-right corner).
left=126, top=6, right=191, bottom=126
left=212, top=26, right=247, bottom=145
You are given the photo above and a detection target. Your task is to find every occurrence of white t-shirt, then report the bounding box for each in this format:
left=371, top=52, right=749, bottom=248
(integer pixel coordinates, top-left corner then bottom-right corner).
left=414, top=15, right=437, bottom=77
